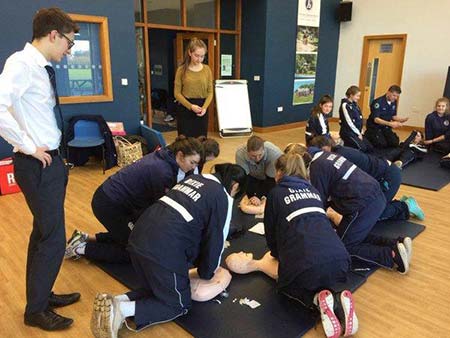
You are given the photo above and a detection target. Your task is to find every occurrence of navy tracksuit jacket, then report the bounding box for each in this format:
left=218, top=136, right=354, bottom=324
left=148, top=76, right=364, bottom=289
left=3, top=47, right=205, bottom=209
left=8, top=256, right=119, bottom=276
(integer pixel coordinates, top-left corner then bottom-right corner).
left=309, top=150, right=395, bottom=269
left=331, top=145, right=409, bottom=220
left=127, top=174, right=233, bottom=327
left=264, top=176, right=350, bottom=294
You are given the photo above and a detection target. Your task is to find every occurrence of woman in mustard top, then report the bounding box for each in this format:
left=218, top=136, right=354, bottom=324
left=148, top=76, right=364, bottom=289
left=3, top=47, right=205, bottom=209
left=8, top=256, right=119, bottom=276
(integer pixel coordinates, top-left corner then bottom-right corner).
left=174, top=38, right=213, bottom=138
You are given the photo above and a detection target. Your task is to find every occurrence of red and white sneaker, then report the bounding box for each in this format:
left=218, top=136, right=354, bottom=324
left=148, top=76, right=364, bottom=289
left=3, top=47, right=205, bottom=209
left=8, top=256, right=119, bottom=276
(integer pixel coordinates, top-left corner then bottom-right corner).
left=339, top=290, right=358, bottom=336
left=314, top=290, right=342, bottom=338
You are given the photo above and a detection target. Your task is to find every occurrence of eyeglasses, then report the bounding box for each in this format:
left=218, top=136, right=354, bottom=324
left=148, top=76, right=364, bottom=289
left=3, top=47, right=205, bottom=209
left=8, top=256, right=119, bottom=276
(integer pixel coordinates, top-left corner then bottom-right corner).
left=58, top=32, right=75, bottom=49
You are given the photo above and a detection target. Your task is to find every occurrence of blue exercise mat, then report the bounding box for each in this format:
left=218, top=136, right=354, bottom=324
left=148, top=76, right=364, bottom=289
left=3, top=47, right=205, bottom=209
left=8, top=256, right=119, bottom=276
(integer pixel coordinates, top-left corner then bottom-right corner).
left=401, top=151, right=450, bottom=191
left=92, top=208, right=425, bottom=338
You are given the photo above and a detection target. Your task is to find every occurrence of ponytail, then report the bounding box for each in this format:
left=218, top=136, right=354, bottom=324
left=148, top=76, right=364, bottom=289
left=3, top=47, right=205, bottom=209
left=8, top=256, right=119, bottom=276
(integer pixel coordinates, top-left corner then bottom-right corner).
left=212, top=163, right=247, bottom=198
left=179, top=37, right=207, bottom=80
left=275, top=153, right=308, bottom=180
left=167, top=135, right=204, bottom=159
left=283, top=143, right=312, bottom=168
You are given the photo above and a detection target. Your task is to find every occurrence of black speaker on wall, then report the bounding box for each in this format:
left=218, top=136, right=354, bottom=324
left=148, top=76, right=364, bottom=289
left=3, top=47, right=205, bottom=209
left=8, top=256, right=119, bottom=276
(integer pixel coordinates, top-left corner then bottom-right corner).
left=338, top=1, right=352, bottom=22
left=444, top=66, right=450, bottom=99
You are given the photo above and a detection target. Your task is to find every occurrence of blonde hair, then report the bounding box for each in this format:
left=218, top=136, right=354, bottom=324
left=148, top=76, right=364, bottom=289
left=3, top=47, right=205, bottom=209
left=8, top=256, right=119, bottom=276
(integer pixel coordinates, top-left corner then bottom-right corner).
left=435, top=97, right=449, bottom=113
left=283, top=143, right=312, bottom=169
left=180, top=38, right=207, bottom=79
left=276, top=153, right=308, bottom=180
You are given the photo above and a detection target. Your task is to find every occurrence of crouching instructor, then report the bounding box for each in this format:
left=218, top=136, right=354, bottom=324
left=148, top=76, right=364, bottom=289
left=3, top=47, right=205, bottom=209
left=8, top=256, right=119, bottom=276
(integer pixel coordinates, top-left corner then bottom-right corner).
left=0, top=8, right=80, bottom=331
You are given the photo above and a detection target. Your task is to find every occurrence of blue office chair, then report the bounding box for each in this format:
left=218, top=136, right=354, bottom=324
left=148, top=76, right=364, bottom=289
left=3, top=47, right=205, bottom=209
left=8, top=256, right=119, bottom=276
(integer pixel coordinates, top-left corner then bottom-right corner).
left=140, top=124, right=167, bottom=152
left=67, top=120, right=106, bottom=173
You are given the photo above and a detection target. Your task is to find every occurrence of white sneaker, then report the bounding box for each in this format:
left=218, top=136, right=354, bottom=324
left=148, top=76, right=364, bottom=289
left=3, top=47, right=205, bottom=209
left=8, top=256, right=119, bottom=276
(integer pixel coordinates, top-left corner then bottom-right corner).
left=91, top=293, right=125, bottom=338
left=402, top=237, right=413, bottom=264
left=339, top=290, right=358, bottom=336
left=314, top=290, right=342, bottom=338
left=164, top=114, right=174, bottom=122
left=65, top=229, right=88, bottom=259
left=409, top=143, right=428, bottom=153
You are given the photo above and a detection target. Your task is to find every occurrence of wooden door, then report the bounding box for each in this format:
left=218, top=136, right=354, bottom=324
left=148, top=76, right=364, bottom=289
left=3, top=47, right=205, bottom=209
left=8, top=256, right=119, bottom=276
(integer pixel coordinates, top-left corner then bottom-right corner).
left=175, top=32, right=216, bottom=131
left=359, top=35, right=407, bottom=118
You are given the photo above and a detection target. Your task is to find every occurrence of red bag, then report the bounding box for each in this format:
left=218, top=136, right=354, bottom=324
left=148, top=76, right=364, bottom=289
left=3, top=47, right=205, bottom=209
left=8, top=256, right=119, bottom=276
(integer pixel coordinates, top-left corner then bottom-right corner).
left=0, top=157, right=21, bottom=195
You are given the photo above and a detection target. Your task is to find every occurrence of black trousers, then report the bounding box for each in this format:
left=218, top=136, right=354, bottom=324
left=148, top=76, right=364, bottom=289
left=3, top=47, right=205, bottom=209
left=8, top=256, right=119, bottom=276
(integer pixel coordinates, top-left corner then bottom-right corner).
left=365, top=126, right=400, bottom=148
left=176, top=98, right=208, bottom=138
left=13, top=153, right=68, bottom=315
left=431, top=140, right=450, bottom=154
left=338, top=192, right=394, bottom=269
left=127, top=252, right=190, bottom=329
left=84, top=186, right=134, bottom=263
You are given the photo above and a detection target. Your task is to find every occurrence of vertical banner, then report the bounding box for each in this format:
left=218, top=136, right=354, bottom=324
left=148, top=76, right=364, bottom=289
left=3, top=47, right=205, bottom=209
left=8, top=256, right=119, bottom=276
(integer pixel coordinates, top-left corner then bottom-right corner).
left=293, top=0, right=321, bottom=105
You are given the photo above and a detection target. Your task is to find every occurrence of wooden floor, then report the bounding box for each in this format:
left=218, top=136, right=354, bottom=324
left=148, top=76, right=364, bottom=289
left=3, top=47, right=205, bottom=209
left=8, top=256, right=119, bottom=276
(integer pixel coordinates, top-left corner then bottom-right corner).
left=1, top=125, right=449, bottom=338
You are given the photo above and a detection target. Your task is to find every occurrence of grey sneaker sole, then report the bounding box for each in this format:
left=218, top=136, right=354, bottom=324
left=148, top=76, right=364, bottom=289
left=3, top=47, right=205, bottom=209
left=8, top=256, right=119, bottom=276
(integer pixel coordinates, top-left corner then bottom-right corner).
left=91, top=293, right=115, bottom=338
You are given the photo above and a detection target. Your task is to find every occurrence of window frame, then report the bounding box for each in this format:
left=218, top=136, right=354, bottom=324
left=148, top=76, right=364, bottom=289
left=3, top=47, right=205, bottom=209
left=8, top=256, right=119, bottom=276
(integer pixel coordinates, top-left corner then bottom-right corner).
left=60, top=14, right=113, bottom=104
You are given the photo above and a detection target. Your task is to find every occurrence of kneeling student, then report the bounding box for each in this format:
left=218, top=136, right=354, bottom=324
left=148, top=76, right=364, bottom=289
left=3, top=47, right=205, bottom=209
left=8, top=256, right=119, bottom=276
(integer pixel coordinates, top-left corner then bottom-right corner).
left=285, top=143, right=413, bottom=275
left=227, top=153, right=358, bottom=338
left=310, top=136, right=425, bottom=221
left=65, top=136, right=203, bottom=263
left=90, top=164, right=247, bottom=337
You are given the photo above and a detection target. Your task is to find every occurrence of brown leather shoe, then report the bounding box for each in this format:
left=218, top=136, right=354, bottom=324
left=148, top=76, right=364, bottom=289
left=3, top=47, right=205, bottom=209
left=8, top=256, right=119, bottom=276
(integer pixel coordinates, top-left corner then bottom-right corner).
left=48, top=292, right=81, bottom=308
left=24, top=309, right=73, bottom=331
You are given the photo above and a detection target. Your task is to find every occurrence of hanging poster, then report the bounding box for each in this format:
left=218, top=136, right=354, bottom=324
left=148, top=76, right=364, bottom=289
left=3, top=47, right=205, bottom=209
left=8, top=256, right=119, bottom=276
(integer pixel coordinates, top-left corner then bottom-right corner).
left=221, top=54, right=233, bottom=76
left=293, top=0, right=321, bottom=105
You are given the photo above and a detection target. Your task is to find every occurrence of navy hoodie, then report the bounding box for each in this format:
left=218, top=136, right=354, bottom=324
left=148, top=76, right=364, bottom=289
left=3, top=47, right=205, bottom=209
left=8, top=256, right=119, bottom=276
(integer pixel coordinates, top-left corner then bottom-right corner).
left=102, top=148, right=179, bottom=211
left=339, top=98, right=363, bottom=138
left=309, top=150, right=384, bottom=215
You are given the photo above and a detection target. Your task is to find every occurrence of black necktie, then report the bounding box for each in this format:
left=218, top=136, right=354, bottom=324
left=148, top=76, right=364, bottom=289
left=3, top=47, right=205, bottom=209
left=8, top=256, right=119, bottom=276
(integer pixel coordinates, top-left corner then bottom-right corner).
left=45, top=65, right=65, bottom=153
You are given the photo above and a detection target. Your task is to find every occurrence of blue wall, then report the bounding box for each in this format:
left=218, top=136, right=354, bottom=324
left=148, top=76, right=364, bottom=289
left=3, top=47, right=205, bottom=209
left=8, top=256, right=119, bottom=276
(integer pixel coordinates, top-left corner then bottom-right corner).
left=241, top=0, right=267, bottom=127
left=0, top=0, right=140, bottom=158
left=241, top=0, right=340, bottom=127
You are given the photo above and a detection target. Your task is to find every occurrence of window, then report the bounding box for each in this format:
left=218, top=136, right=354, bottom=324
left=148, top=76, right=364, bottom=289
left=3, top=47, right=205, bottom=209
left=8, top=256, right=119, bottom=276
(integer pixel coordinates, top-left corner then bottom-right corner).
left=55, top=14, right=113, bottom=104
left=187, top=0, right=216, bottom=28
left=147, top=0, right=181, bottom=26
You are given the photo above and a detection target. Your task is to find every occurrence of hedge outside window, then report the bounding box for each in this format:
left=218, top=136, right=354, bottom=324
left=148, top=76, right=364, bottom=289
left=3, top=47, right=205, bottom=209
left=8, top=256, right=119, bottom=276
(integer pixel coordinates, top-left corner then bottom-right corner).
left=54, top=14, right=113, bottom=104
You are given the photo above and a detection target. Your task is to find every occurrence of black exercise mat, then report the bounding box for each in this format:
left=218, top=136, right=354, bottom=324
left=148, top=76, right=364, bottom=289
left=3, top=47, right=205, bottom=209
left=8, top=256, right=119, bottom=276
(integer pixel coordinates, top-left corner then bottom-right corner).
left=91, top=216, right=425, bottom=338
left=401, top=151, right=450, bottom=191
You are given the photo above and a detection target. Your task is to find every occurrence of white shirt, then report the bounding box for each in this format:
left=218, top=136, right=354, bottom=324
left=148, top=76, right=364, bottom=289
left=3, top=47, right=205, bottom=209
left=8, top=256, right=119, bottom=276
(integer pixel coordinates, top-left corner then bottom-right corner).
left=0, top=43, right=60, bottom=155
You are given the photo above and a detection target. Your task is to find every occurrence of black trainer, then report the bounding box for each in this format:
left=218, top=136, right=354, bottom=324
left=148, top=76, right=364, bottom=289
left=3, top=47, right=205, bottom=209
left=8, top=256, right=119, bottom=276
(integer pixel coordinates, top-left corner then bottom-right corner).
left=24, top=309, right=73, bottom=331
left=393, top=242, right=409, bottom=274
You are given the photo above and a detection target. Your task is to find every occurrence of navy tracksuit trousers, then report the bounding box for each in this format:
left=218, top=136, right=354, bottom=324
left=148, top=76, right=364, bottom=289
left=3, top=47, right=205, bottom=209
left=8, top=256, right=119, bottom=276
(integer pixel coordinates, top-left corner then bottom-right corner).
left=337, top=191, right=395, bottom=269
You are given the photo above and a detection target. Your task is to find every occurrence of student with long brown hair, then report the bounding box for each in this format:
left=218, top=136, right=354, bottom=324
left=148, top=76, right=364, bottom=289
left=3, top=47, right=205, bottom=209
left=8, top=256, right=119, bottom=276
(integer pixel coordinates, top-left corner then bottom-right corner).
left=65, top=136, right=203, bottom=263
left=305, top=95, right=333, bottom=145
left=339, top=85, right=373, bottom=153
left=174, top=38, right=213, bottom=138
